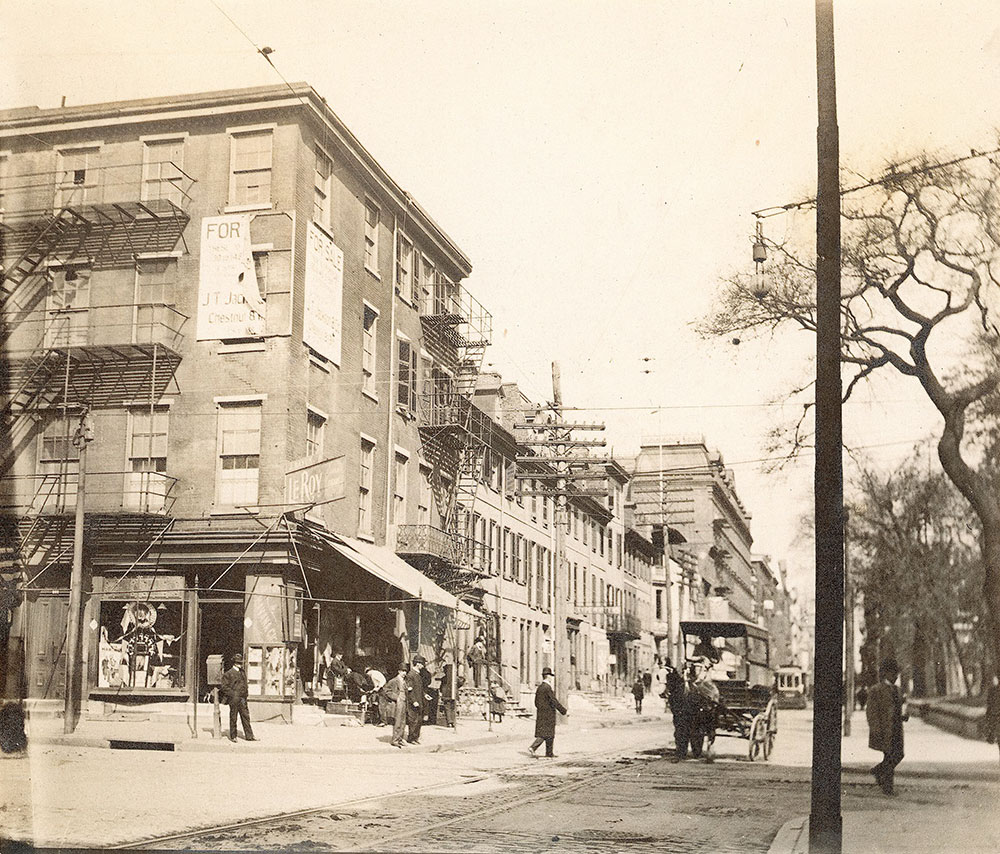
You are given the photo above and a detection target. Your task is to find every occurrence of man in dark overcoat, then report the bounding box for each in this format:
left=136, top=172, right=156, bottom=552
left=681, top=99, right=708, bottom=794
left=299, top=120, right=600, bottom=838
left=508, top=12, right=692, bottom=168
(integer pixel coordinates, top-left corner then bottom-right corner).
left=405, top=655, right=426, bottom=744
left=867, top=658, right=906, bottom=794
left=528, top=667, right=567, bottom=758
left=220, top=653, right=256, bottom=743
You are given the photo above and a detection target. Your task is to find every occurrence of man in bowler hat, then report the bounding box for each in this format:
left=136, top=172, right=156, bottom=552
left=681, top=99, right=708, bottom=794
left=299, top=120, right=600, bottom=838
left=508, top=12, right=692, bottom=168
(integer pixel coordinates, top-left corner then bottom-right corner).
left=529, top=667, right=567, bottom=758
left=220, top=653, right=256, bottom=742
left=405, top=655, right=426, bottom=744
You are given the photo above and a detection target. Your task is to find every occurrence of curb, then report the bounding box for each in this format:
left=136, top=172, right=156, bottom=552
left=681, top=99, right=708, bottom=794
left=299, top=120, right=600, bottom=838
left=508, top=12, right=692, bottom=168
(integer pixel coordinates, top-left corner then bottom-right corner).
left=27, top=712, right=664, bottom=755
left=767, top=816, right=807, bottom=854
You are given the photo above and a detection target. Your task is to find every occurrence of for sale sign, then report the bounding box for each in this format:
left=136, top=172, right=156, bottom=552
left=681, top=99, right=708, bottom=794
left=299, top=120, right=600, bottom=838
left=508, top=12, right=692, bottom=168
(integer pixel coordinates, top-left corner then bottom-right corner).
left=197, top=215, right=266, bottom=340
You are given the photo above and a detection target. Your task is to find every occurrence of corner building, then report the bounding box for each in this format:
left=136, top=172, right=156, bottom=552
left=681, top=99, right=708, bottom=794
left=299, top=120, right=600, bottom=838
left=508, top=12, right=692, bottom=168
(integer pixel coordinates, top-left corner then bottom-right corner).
left=0, top=84, right=489, bottom=722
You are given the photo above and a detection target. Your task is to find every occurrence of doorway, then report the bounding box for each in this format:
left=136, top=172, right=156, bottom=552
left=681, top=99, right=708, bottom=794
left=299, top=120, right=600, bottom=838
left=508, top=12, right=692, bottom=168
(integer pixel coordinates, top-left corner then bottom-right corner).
left=25, top=593, right=69, bottom=699
left=197, top=600, right=243, bottom=699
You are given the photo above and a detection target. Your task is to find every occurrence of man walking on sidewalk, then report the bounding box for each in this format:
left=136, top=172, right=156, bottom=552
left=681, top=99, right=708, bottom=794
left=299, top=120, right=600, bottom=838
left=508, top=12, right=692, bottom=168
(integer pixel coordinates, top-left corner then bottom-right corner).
left=383, top=664, right=407, bottom=747
left=405, top=656, right=426, bottom=744
left=867, top=658, right=906, bottom=794
left=220, top=654, right=255, bottom=743
left=529, top=667, right=567, bottom=758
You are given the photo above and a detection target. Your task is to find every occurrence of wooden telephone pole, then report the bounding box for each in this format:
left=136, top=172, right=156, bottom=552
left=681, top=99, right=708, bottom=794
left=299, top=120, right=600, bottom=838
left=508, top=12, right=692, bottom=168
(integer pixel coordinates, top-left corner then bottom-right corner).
left=514, top=362, right=609, bottom=708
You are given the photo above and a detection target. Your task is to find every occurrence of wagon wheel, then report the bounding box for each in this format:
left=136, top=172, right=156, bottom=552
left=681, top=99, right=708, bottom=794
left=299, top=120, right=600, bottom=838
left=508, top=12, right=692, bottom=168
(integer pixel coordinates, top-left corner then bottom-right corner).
left=765, top=698, right=778, bottom=757
left=748, top=713, right=767, bottom=761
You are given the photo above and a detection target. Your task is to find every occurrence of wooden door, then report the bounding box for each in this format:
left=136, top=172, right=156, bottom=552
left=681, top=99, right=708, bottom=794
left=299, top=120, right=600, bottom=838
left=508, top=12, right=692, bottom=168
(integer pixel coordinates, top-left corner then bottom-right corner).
left=26, top=594, right=69, bottom=699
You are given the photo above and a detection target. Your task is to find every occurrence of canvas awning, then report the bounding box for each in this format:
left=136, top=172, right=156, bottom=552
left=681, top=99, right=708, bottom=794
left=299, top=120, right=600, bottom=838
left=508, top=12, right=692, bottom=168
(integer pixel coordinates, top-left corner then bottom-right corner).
left=298, top=522, right=458, bottom=609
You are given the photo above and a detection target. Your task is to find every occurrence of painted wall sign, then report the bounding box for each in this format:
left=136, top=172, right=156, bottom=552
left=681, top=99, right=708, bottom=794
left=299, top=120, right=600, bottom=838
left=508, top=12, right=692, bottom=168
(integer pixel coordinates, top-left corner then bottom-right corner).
left=302, top=222, right=344, bottom=365
left=197, top=214, right=266, bottom=340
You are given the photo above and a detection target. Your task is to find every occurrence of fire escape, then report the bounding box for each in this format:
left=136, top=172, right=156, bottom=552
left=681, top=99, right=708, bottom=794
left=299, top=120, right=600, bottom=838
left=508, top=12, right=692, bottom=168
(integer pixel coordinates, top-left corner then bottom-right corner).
left=395, top=278, right=492, bottom=600
left=0, top=161, right=193, bottom=579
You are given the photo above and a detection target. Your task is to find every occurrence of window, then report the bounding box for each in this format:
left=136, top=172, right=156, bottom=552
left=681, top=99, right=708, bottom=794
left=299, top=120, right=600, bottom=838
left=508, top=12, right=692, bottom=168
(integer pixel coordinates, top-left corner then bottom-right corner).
left=419, top=255, right=435, bottom=312
left=359, top=438, right=375, bottom=534
left=252, top=251, right=269, bottom=300
left=502, top=528, right=511, bottom=578
left=306, top=410, right=325, bottom=459
left=364, top=200, right=380, bottom=271
left=536, top=547, right=546, bottom=608
left=216, top=402, right=261, bottom=507
left=655, top=589, right=663, bottom=621
left=573, top=564, right=578, bottom=607
left=583, top=516, right=589, bottom=546
left=526, top=543, right=535, bottom=606
left=229, top=130, right=273, bottom=206
left=360, top=304, right=378, bottom=397
left=127, top=407, right=169, bottom=512
left=134, top=258, right=177, bottom=344
left=395, top=233, right=414, bottom=302
left=46, top=266, right=91, bottom=347
left=418, top=464, right=431, bottom=525
left=38, top=416, right=79, bottom=512
left=582, top=570, right=588, bottom=607
left=488, top=521, right=498, bottom=574
left=313, top=147, right=332, bottom=228
left=599, top=526, right=605, bottom=557
left=56, top=146, right=99, bottom=207
left=392, top=452, right=408, bottom=524
left=397, top=338, right=417, bottom=414
left=142, top=138, right=184, bottom=204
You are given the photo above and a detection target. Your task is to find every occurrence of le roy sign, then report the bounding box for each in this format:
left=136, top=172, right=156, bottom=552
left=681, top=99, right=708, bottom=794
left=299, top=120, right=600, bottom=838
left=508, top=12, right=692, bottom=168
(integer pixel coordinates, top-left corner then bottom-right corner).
left=284, top=455, right=346, bottom=508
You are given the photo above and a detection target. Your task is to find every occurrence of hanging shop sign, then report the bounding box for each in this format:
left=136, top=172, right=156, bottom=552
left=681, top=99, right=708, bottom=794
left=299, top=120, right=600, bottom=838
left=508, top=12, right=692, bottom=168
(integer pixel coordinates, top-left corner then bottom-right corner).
left=284, top=454, right=346, bottom=507
left=302, top=222, right=344, bottom=365
left=197, top=214, right=266, bottom=340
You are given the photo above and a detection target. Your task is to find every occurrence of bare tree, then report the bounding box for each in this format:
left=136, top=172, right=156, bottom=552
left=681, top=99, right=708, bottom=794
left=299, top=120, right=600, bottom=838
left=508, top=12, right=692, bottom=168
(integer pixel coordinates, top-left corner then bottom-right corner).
left=700, top=150, right=1000, bottom=670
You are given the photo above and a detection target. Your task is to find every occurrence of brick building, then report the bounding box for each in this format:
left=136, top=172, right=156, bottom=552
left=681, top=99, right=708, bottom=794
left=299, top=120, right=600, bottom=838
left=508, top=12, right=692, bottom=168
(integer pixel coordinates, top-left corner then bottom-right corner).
left=0, top=83, right=489, bottom=721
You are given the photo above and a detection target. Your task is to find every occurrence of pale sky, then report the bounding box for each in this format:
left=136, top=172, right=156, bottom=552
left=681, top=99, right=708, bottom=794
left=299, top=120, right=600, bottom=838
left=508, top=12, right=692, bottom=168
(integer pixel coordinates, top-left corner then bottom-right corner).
left=4, top=1, right=1000, bottom=592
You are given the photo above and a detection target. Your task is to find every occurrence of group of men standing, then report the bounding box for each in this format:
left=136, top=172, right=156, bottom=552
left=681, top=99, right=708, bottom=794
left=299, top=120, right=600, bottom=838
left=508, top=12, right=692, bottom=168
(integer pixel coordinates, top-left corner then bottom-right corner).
left=381, top=656, right=430, bottom=748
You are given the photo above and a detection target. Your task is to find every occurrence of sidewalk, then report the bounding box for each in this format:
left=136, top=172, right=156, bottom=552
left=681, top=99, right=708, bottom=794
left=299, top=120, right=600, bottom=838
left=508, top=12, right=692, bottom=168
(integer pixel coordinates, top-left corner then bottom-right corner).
left=21, top=691, right=665, bottom=755
left=768, top=709, right=1000, bottom=854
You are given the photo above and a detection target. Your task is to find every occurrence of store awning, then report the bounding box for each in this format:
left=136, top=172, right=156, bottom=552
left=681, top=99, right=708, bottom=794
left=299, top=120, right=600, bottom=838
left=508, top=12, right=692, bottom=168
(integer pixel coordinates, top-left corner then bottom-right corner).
left=298, top=522, right=458, bottom=609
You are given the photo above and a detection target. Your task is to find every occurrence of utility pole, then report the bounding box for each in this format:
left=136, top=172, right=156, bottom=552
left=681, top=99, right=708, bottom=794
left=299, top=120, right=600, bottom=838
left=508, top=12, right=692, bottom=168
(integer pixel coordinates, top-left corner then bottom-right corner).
left=515, top=361, right=608, bottom=710
left=843, top=509, right=854, bottom=737
left=64, top=406, right=94, bottom=734
left=810, top=0, right=844, bottom=851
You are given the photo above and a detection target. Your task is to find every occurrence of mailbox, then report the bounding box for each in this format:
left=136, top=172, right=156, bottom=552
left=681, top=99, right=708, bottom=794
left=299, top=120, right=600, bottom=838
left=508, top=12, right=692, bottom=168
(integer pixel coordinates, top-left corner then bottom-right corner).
left=206, top=654, right=225, bottom=686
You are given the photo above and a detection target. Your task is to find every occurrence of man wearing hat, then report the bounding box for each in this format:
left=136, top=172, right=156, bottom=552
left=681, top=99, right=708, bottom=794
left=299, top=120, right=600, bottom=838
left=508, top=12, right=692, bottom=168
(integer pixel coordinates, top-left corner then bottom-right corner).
left=405, top=655, right=426, bottom=744
left=220, top=653, right=255, bottom=743
left=529, top=667, right=567, bottom=758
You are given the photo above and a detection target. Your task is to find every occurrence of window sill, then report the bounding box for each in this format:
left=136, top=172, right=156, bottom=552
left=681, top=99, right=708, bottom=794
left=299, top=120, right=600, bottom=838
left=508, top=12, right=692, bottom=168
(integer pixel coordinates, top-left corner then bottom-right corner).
left=225, top=203, right=274, bottom=214
left=365, top=265, right=381, bottom=281
left=362, top=388, right=378, bottom=404
left=311, top=220, right=334, bottom=241
left=309, top=354, right=331, bottom=373
left=356, top=532, right=375, bottom=544
left=219, top=340, right=266, bottom=354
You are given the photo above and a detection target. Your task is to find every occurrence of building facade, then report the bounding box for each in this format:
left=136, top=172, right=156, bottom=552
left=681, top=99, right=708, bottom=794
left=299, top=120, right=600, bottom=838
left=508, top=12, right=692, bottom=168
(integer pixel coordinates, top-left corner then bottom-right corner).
left=0, top=83, right=489, bottom=719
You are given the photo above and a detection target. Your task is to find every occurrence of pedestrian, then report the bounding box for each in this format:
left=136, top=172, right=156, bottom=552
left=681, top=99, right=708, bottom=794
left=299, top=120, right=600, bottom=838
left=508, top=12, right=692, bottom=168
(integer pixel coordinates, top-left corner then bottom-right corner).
left=327, top=651, right=349, bottom=700
left=632, top=676, right=645, bottom=714
left=405, top=655, right=426, bottom=744
left=439, top=663, right=461, bottom=728
left=652, top=661, right=668, bottom=709
left=642, top=669, right=652, bottom=695
left=665, top=659, right=685, bottom=719
left=528, top=666, right=568, bottom=758
left=365, top=666, right=387, bottom=725
left=466, top=637, right=487, bottom=688
left=489, top=678, right=507, bottom=722
left=383, top=664, right=407, bottom=748
left=866, top=658, right=907, bottom=795
left=220, top=653, right=256, bottom=743
left=856, top=684, right=868, bottom=711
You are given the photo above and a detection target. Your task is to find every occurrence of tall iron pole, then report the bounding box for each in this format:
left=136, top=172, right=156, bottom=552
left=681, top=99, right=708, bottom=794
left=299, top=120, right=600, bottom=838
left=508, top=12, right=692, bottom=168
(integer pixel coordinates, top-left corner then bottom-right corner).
left=810, top=1, right=844, bottom=851
left=843, top=509, right=854, bottom=737
left=551, top=362, right=570, bottom=711
left=64, top=406, right=93, bottom=734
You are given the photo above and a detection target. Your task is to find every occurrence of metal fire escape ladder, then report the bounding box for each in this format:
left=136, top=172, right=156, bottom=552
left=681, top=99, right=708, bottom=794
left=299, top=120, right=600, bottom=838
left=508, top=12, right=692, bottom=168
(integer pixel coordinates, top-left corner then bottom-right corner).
left=0, top=207, right=78, bottom=311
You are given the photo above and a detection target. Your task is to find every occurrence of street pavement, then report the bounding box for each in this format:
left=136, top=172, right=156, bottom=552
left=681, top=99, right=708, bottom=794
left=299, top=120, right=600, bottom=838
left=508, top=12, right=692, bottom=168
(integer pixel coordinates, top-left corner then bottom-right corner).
left=2, top=697, right=999, bottom=852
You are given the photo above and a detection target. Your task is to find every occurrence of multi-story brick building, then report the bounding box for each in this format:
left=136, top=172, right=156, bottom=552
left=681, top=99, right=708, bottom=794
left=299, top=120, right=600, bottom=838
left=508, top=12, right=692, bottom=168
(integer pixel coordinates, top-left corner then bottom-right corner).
left=629, top=437, right=758, bottom=661
left=0, top=83, right=490, bottom=721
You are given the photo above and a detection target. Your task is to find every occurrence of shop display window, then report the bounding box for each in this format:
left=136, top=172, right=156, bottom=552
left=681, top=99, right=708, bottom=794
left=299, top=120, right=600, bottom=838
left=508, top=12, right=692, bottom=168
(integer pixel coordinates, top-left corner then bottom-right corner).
left=246, top=643, right=296, bottom=697
left=97, top=599, right=185, bottom=689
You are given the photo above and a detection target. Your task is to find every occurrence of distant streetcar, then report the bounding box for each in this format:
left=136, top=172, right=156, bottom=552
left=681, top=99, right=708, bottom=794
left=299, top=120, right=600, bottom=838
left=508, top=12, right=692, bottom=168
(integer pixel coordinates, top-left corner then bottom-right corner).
left=774, top=665, right=808, bottom=709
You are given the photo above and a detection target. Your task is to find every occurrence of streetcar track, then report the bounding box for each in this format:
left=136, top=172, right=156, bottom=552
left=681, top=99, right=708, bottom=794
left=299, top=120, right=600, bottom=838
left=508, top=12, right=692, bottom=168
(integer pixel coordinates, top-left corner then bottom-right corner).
left=116, top=743, right=651, bottom=850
